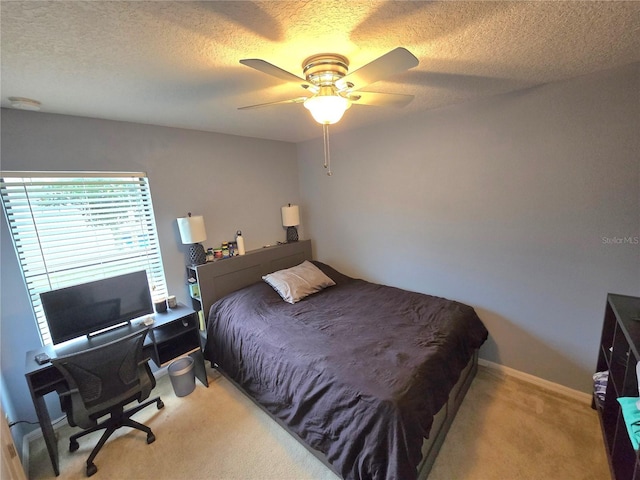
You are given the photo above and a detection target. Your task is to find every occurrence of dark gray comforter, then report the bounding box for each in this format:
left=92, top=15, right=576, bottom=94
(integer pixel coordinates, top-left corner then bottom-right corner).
left=204, top=262, right=488, bottom=480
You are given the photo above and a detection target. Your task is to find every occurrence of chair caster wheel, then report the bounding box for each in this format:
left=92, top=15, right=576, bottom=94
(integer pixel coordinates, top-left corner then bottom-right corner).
left=69, top=439, right=79, bottom=452
left=86, top=463, right=97, bottom=477
left=157, top=399, right=164, bottom=409
left=147, top=432, right=155, bottom=444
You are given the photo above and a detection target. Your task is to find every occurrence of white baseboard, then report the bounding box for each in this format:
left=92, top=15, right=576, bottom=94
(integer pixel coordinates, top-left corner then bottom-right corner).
left=478, top=358, right=592, bottom=405
left=21, top=413, right=68, bottom=477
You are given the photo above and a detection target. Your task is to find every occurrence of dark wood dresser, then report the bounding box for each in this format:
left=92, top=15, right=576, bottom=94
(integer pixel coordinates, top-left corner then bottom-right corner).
left=594, top=293, right=640, bottom=480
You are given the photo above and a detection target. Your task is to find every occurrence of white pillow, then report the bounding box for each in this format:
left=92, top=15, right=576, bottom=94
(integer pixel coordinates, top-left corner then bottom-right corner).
left=262, top=260, right=335, bottom=304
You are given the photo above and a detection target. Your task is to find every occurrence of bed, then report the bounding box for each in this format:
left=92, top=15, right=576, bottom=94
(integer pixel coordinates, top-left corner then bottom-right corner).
left=201, top=241, right=488, bottom=480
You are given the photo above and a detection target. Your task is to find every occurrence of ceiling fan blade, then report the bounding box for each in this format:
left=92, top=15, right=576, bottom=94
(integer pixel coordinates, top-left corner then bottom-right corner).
left=336, top=47, right=419, bottom=91
left=347, top=91, right=415, bottom=108
left=238, top=96, right=308, bottom=110
left=239, top=59, right=312, bottom=88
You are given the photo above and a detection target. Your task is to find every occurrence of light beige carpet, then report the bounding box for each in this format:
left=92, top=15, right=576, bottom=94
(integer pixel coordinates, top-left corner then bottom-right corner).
left=28, top=365, right=609, bottom=480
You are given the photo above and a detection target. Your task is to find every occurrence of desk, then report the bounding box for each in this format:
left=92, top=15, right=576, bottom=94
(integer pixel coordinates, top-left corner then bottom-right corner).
left=25, top=304, right=208, bottom=476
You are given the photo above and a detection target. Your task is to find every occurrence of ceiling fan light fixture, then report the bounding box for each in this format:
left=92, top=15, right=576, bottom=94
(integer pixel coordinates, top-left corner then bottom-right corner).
left=304, top=94, right=350, bottom=125
left=239, top=48, right=419, bottom=176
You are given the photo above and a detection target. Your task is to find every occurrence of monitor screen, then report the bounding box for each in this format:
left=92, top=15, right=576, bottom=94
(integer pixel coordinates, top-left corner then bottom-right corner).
left=40, top=270, right=153, bottom=345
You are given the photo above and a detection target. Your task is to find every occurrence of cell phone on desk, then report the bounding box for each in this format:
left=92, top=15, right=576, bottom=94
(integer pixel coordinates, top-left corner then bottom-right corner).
left=35, top=353, right=50, bottom=365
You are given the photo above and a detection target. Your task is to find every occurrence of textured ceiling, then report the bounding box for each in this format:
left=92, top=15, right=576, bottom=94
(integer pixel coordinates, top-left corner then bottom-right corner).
left=2, top=1, right=639, bottom=143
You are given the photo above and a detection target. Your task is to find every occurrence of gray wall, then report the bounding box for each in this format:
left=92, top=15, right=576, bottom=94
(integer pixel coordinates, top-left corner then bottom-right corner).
left=0, top=110, right=299, bottom=447
left=297, top=62, right=640, bottom=393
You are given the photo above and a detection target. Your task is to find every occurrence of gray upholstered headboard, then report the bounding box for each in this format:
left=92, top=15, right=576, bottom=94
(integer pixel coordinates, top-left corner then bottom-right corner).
left=190, top=239, right=312, bottom=319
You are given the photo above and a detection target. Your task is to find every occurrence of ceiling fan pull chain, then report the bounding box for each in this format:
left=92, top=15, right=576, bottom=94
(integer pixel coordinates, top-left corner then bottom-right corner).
left=323, top=123, right=332, bottom=176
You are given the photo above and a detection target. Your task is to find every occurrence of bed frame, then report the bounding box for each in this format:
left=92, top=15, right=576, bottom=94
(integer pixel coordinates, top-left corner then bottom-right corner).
left=197, top=239, right=478, bottom=479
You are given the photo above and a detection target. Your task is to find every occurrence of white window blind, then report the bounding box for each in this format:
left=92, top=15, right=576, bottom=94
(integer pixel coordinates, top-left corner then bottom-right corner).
left=1, top=172, right=167, bottom=346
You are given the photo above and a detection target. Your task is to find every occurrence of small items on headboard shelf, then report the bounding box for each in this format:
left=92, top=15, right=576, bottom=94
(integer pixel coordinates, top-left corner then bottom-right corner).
left=185, top=240, right=312, bottom=327
left=206, top=231, right=246, bottom=261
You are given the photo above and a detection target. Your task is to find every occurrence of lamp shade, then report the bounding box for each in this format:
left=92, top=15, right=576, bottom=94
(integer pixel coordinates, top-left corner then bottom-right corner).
left=177, top=215, right=207, bottom=244
left=304, top=94, right=350, bottom=125
left=281, top=204, right=300, bottom=227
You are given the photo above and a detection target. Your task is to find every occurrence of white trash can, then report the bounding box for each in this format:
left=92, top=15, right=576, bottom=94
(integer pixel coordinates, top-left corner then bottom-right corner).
left=168, top=357, right=195, bottom=397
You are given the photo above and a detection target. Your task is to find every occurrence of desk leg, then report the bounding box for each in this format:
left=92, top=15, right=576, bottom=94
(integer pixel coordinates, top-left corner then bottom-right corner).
left=189, top=350, right=209, bottom=387
left=32, top=392, right=59, bottom=476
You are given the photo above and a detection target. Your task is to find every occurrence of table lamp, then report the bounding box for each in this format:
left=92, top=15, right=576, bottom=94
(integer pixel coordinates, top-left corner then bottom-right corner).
left=281, top=204, right=299, bottom=243
left=177, top=213, right=207, bottom=265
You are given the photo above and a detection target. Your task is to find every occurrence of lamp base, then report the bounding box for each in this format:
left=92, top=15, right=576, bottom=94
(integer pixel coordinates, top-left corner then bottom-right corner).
left=189, top=243, right=206, bottom=265
left=286, top=226, right=299, bottom=243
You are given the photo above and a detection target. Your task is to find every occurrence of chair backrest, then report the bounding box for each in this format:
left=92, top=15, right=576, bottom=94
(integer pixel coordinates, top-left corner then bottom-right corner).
left=51, top=328, right=154, bottom=429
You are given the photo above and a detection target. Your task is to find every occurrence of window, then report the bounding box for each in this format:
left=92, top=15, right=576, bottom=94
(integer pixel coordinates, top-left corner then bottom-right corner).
left=1, top=172, right=167, bottom=345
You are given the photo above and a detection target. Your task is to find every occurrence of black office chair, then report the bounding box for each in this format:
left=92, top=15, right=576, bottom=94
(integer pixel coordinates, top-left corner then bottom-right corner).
left=52, top=328, right=164, bottom=477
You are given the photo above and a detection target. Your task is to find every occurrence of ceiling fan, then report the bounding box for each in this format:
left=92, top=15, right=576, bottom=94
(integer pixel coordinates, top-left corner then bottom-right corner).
left=238, top=48, right=419, bottom=175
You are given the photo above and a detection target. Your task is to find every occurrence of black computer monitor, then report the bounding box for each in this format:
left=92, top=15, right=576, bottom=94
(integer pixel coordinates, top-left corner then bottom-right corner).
left=40, top=270, right=153, bottom=345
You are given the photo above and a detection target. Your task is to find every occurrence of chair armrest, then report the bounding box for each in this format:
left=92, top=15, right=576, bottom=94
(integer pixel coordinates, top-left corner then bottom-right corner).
left=62, top=389, right=95, bottom=429
left=137, top=359, right=155, bottom=400
left=57, top=387, right=78, bottom=399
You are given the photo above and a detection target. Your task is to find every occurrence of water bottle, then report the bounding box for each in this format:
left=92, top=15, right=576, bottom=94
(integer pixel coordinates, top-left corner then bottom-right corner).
left=236, top=230, right=246, bottom=255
